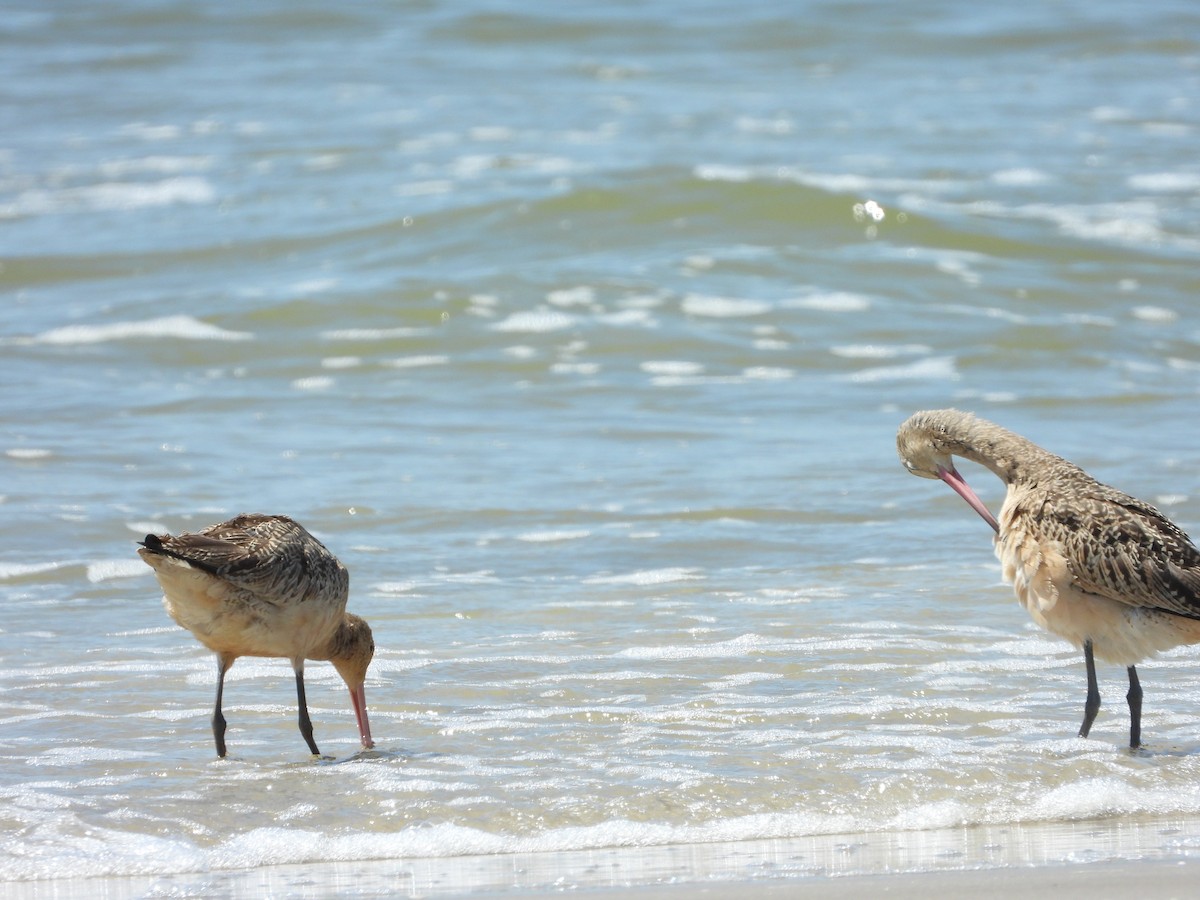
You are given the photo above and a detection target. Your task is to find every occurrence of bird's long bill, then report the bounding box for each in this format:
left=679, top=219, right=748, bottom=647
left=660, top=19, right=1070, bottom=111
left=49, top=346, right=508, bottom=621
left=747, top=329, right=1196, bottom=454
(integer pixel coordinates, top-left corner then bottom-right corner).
left=349, top=683, right=374, bottom=749
left=937, top=465, right=1000, bottom=534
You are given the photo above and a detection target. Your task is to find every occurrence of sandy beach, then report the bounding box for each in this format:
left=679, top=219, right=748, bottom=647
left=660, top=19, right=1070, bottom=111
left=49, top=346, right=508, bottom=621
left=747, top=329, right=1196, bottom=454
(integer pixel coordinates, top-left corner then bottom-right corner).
left=5, top=856, right=1196, bottom=900
left=7, top=818, right=1199, bottom=899
left=537, top=861, right=1198, bottom=900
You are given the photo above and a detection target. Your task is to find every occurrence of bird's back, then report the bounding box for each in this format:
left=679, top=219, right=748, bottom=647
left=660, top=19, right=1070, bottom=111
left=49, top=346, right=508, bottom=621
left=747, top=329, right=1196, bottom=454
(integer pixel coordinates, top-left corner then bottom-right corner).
left=139, top=513, right=349, bottom=660
left=1001, top=463, right=1200, bottom=623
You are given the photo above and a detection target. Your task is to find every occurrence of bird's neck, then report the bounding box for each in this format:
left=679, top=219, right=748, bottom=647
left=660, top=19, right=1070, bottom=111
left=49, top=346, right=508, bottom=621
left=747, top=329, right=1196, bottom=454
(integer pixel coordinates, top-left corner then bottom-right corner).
left=311, top=616, right=358, bottom=662
left=954, top=420, right=1057, bottom=485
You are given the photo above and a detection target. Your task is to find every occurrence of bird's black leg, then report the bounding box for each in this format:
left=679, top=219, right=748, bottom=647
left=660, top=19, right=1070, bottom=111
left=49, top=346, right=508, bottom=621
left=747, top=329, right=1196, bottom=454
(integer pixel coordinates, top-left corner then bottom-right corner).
left=294, top=664, right=321, bottom=756
left=1078, top=640, right=1101, bottom=739
left=1126, top=665, right=1142, bottom=750
left=213, top=653, right=233, bottom=758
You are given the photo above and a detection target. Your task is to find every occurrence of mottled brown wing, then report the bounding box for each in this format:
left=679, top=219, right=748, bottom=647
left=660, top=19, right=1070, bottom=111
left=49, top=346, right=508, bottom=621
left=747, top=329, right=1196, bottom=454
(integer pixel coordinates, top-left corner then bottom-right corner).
left=159, top=514, right=349, bottom=608
left=1044, top=484, right=1200, bottom=620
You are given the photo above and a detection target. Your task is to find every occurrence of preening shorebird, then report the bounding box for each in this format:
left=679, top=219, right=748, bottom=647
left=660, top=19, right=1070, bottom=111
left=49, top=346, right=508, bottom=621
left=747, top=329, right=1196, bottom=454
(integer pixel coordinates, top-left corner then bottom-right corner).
left=138, top=513, right=375, bottom=758
left=897, top=408, right=1200, bottom=749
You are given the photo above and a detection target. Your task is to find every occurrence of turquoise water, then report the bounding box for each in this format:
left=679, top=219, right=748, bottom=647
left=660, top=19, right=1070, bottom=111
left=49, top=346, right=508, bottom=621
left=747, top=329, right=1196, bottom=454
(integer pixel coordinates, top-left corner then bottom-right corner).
left=4, top=0, right=1200, bottom=891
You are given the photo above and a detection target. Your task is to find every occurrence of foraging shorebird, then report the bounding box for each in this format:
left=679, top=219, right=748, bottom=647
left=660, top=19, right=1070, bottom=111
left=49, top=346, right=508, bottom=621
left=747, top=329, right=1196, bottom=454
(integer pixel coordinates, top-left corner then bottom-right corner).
left=138, top=513, right=374, bottom=758
left=897, top=409, right=1200, bottom=749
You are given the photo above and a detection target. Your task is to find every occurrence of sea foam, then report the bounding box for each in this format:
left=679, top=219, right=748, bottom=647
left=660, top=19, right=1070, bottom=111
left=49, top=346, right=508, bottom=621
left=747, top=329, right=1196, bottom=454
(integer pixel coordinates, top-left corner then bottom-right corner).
left=680, top=295, right=771, bottom=318
left=491, top=310, right=576, bottom=333
left=33, top=315, right=251, bottom=345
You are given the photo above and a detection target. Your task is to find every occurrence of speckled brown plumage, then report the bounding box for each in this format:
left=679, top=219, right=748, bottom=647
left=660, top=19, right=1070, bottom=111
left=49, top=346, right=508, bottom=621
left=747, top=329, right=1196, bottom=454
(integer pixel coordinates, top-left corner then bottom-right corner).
left=897, top=408, right=1200, bottom=749
left=138, top=513, right=375, bottom=758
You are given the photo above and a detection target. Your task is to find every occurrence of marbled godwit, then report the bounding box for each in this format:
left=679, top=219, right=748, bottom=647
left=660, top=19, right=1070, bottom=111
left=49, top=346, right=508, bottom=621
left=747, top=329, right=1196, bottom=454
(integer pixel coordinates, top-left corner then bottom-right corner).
left=137, top=513, right=375, bottom=758
left=897, top=409, right=1200, bottom=749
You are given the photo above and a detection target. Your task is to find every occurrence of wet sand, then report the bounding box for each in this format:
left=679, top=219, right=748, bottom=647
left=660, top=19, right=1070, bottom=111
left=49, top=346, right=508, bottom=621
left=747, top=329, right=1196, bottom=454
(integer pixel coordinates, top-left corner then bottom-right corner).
left=4, top=858, right=1196, bottom=900
left=5, top=818, right=1199, bottom=899
left=541, top=861, right=1197, bottom=900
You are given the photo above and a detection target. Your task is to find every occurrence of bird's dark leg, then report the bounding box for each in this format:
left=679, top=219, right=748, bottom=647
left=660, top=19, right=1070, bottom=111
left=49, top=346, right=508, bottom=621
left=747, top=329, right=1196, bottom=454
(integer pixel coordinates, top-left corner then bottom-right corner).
left=213, top=653, right=234, bottom=758
left=293, top=663, right=321, bottom=756
left=1078, top=640, right=1101, bottom=739
left=1126, top=665, right=1142, bottom=750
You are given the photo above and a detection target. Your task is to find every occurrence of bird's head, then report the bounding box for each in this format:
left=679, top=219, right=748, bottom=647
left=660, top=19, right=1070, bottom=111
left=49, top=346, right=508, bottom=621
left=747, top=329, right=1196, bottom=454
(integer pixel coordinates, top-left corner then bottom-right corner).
left=897, top=410, right=1000, bottom=533
left=328, top=614, right=376, bottom=750
left=897, top=418, right=956, bottom=482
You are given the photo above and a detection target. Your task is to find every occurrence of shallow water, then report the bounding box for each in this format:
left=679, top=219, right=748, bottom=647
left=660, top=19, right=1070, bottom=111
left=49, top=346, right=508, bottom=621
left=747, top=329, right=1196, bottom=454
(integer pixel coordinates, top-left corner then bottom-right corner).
left=3, top=0, right=1200, bottom=890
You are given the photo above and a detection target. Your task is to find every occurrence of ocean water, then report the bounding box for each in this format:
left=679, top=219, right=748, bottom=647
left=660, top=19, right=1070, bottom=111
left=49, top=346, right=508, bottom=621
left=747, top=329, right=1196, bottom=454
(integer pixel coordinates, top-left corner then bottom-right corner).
left=4, top=0, right=1200, bottom=893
